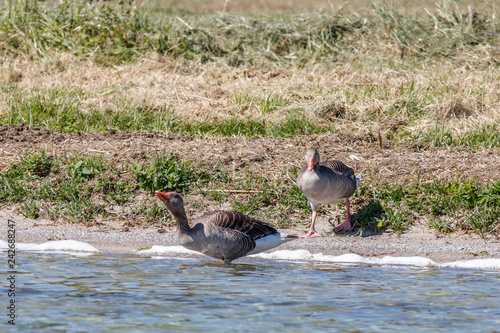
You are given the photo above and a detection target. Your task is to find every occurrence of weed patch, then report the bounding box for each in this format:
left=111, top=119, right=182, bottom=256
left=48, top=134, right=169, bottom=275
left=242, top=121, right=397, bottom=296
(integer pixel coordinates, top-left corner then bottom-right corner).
left=0, top=150, right=498, bottom=235
left=365, top=178, right=500, bottom=236
left=132, top=152, right=208, bottom=194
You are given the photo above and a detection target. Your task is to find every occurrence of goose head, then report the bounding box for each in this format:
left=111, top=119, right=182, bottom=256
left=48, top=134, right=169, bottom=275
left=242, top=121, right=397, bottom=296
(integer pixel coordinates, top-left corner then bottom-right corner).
left=305, top=147, right=320, bottom=171
left=155, top=191, right=185, bottom=213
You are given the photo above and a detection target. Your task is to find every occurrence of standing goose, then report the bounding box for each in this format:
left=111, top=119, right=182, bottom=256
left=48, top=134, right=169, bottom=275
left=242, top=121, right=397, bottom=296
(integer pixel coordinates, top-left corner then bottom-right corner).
left=296, top=147, right=361, bottom=238
left=155, top=191, right=297, bottom=264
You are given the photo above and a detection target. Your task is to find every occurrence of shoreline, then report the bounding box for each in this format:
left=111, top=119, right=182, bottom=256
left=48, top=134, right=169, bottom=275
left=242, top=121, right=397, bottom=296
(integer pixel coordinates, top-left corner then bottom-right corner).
left=2, top=210, right=500, bottom=263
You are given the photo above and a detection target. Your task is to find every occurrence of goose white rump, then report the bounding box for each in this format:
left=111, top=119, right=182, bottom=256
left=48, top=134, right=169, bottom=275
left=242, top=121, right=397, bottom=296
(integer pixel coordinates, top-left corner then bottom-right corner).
left=247, top=232, right=295, bottom=255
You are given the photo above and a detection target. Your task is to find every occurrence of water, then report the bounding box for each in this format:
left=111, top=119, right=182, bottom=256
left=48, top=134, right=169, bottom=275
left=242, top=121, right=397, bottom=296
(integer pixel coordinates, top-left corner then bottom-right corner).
left=7, top=252, right=500, bottom=332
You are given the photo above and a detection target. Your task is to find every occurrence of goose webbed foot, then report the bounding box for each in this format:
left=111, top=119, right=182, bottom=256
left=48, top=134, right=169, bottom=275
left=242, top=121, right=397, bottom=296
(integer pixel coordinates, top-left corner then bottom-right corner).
left=299, top=230, right=323, bottom=238
left=334, top=219, right=351, bottom=233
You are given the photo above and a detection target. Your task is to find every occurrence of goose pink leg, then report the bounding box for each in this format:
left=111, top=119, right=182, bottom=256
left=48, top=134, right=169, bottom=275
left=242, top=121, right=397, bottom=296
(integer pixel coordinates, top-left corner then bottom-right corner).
left=300, top=210, right=322, bottom=238
left=334, top=200, right=352, bottom=233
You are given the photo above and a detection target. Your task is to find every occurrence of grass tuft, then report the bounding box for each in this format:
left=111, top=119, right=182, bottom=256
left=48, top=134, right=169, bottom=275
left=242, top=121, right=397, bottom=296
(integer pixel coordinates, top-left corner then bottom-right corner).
left=132, top=151, right=208, bottom=194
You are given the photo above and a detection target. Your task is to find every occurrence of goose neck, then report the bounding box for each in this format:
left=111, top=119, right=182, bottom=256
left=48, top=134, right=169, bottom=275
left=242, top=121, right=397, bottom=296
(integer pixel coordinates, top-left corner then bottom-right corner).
left=172, top=209, right=191, bottom=233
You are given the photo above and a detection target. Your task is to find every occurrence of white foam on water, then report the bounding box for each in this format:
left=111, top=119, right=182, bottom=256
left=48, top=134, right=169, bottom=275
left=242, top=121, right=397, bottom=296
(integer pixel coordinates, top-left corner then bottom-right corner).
left=3, top=238, right=498, bottom=270
left=380, top=255, right=437, bottom=267
left=135, top=246, right=500, bottom=270
left=0, top=239, right=99, bottom=253
left=252, top=249, right=313, bottom=261
left=253, top=249, right=500, bottom=270
left=137, top=245, right=200, bottom=256
left=313, top=253, right=371, bottom=264
left=253, top=250, right=438, bottom=267
left=440, top=258, right=500, bottom=270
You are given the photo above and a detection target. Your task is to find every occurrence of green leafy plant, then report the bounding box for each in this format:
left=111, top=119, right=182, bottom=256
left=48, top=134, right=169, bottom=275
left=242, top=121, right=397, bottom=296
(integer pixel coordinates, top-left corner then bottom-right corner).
left=67, top=156, right=107, bottom=181
left=132, top=152, right=203, bottom=194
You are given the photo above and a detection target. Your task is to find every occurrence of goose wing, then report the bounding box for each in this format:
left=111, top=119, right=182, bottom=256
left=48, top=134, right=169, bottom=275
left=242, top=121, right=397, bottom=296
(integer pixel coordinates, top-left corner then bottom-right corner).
left=196, top=211, right=278, bottom=240
left=321, top=160, right=355, bottom=175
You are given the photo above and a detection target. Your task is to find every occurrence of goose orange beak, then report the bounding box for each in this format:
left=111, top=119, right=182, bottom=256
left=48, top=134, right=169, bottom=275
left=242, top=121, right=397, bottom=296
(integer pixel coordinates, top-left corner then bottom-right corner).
left=307, top=157, right=315, bottom=171
left=155, top=191, right=170, bottom=202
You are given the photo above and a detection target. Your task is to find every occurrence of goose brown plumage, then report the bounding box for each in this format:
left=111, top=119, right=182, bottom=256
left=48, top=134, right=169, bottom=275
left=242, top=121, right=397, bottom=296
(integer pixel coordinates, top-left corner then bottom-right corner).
left=155, top=191, right=297, bottom=264
left=296, top=147, right=361, bottom=238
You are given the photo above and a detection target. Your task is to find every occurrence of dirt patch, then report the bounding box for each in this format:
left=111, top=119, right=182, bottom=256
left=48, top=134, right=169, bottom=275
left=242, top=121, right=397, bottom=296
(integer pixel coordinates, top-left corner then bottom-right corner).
left=1, top=124, right=499, bottom=183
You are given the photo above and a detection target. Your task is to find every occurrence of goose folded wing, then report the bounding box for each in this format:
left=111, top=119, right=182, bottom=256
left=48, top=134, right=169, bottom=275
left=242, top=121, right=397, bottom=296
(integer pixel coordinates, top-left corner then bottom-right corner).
left=199, top=211, right=278, bottom=240
left=321, top=160, right=355, bottom=175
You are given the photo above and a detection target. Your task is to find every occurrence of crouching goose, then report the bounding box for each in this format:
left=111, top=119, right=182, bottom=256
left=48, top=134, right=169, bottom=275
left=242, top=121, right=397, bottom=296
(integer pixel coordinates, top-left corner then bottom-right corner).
left=155, top=191, right=297, bottom=264
left=296, top=147, right=361, bottom=238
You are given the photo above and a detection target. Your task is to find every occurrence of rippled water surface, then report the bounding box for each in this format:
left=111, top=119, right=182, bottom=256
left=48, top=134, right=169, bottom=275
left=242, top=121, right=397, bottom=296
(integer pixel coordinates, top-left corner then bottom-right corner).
left=11, top=253, right=500, bottom=332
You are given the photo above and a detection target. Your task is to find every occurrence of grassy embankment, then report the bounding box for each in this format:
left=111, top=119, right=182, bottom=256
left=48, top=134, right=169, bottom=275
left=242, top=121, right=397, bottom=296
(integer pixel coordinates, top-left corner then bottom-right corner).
left=0, top=0, right=499, bottom=235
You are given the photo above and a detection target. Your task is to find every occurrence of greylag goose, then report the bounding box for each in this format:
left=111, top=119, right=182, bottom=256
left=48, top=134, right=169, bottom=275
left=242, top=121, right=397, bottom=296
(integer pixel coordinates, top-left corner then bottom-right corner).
left=155, top=191, right=297, bottom=264
left=296, top=147, right=361, bottom=238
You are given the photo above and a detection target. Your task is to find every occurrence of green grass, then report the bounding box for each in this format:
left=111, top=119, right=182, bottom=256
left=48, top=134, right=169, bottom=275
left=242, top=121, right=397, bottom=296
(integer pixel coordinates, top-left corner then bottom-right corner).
left=0, top=150, right=498, bottom=235
left=0, top=152, right=106, bottom=222
left=177, top=111, right=329, bottom=137
left=357, top=178, right=500, bottom=236
left=1, top=0, right=177, bottom=64
left=414, top=123, right=500, bottom=150
left=0, top=87, right=332, bottom=137
left=259, top=91, right=290, bottom=115
left=224, top=171, right=310, bottom=228
left=2, top=88, right=177, bottom=132
left=2, top=85, right=498, bottom=147
left=0, top=150, right=312, bottom=227
left=132, top=151, right=209, bottom=195
left=0, top=151, right=203, bottom=223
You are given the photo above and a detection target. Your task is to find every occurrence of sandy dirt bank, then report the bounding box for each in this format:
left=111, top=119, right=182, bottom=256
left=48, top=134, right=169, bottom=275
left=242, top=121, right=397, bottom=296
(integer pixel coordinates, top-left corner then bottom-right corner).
left=2, top=209, right=499, bottom=263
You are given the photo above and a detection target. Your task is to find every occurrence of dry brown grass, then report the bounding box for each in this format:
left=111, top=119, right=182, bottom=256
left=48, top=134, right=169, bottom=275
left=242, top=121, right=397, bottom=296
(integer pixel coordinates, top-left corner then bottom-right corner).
left=1, top=0, right=500, bottom=149
left=144, top=0, right=491, bottom=16
left=2, top=53, right=499, bottom=146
